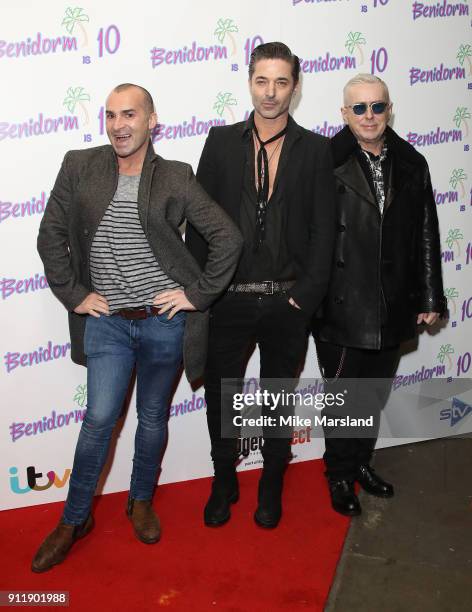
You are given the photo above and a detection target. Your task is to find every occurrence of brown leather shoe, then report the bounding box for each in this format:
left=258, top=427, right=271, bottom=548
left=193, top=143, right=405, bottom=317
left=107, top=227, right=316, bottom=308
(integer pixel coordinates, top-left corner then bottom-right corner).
left=31, top=515, right=94, bottom=573
left=127, top=498, right=161, bottom=544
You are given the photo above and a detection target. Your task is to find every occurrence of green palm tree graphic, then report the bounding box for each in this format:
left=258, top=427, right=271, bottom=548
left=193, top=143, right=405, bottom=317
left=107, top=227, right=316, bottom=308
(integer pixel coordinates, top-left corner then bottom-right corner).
left=445, top=228, right=464, bottom=256
left=213, top=92, right=237, bottom=123
left=436, top=344, right=455, bottom=370
left=214, top=18, right=239, bottom=56
left=457, top=44, right=472, bottom=76
left=73, top=384, right=87, bottom=407
left=63, top=86, right=90, bottom=125
left=62, top=7, right=89, bottom=47
left=345, top=32, right=366, bottom=65
left=453, top=107, right=471, bottom=137
left=437, top=344, right=455, bottom=370
left=449, top=169, right=468, bottom=198
left=444, top=288, right=459, bottom=315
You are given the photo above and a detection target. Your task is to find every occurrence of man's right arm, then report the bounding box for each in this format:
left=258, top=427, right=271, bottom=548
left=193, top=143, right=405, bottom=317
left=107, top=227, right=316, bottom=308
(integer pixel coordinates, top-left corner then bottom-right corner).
left=37, top=152, right=91, bottom=312
left=185, top=128, right=219, bottom=270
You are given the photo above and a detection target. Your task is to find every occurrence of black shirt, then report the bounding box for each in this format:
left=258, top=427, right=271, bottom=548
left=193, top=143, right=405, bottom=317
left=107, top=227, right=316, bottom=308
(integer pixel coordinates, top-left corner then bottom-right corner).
left=234, top=113, right=296, bottom=282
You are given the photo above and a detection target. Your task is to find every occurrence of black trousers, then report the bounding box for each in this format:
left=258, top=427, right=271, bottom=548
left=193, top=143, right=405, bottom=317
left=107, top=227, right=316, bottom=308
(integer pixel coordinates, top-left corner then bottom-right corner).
left=315, top=340, right=400, bottom=480
left=205, top=292, right=309, bottom=466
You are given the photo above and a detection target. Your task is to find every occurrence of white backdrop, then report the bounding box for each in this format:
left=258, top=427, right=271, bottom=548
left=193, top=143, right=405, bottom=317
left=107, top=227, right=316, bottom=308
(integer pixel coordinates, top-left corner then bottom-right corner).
left=1, top=0, right=471, bottom=510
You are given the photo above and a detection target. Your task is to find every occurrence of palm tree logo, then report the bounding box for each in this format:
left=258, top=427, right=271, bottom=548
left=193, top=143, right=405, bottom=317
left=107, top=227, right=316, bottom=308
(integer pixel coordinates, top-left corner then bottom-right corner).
left=445, top=228, right=464, bottom=256
left=345, top=32, right=366, bottom=65
left=73, top=384, right=87, bottom=407
left=444, top=288, right=459, bottom=315
left=457, top=44, right=472, bottom=76
left=449, top=169, right=468, bottom=198
left=214, top=18, right=239, bottom=56
left=63, top=87, right=90, bottom=125
left=453, top=107, right=471, bottom=137
left=62, top=7, right=89, bottom=47
left=437, top=344, right=455, bottom=370
left=213, top=92, right=237, bottom=123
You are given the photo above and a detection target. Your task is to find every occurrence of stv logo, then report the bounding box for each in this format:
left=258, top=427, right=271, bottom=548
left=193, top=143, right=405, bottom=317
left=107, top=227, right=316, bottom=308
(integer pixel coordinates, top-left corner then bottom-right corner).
left=440, top=397, right=472, bottom=426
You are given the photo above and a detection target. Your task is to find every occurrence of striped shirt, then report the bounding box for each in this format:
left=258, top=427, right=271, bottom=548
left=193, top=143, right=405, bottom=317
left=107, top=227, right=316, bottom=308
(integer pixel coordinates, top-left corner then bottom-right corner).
left=90, top=174, right=179, bottom=312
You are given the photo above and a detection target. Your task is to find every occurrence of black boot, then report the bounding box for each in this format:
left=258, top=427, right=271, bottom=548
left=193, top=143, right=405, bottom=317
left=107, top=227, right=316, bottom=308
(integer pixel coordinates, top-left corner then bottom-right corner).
left=357, top=464, right=394, bottom=498
left=204, top=465, right=239, bottom=527
left=254, top=461, right=286, bottom=528
left=328, top=479, right=361, bottom=517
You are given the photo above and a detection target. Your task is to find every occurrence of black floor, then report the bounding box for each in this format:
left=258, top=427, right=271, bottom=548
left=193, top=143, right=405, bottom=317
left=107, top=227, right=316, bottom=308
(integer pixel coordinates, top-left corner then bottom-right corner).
left=325, top=437, right=472, bottom=612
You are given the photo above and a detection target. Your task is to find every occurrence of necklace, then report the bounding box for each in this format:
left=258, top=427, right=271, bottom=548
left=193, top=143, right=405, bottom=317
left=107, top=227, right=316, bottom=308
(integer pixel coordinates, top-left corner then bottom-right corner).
left=253, top=132, right=284, bottom=164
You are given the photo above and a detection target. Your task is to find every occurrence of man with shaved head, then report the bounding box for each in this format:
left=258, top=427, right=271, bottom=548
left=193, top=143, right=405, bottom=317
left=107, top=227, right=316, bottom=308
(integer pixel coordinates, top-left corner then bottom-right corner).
left=312, top=74, right=445, bottom=516
left=33, top=83, right=242, bottom=571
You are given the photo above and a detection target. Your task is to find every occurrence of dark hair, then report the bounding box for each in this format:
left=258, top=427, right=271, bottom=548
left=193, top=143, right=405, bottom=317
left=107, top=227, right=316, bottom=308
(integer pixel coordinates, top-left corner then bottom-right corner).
left=112, top=83, right=155, bottom=113
left=248, top=42, right=300, bottom=84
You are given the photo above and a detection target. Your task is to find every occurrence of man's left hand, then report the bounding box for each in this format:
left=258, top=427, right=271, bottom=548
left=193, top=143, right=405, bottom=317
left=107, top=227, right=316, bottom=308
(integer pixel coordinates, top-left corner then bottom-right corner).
left=153, top=289, right=196, bottom=319
left=417, top=312, right=440, bottom=325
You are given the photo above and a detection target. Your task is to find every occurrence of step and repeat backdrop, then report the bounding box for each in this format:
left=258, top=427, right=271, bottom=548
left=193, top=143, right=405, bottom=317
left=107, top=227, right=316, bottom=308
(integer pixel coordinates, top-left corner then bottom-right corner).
left=1, top=0, right=471, bottom=510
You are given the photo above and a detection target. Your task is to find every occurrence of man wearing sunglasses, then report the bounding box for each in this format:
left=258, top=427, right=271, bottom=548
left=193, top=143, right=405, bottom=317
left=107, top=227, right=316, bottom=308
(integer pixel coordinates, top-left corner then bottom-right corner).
left=312, top=74, right=445, bottom=516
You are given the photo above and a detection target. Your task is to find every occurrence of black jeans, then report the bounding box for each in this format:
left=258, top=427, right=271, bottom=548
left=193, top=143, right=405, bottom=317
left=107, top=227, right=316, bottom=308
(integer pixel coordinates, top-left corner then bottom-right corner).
left=315, top=340, right=400, bottom=480
left=205, top=292, right=309, bottom=466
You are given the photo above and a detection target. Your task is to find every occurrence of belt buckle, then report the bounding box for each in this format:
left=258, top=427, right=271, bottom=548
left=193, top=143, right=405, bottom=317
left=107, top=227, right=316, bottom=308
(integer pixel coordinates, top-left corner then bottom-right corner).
left=264, top=281, right=274, bottom=295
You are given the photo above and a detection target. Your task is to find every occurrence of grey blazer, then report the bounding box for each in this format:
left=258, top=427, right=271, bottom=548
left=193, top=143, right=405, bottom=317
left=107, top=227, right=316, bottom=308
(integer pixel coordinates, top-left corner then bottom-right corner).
left=37, top=142, right=243, bottom=381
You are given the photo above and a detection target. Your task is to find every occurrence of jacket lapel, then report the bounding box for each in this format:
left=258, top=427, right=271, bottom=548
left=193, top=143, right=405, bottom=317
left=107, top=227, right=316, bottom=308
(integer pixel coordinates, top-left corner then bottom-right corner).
left=384, top=157, right=396, bottom=211
left=86, top=150, right=118, bottom=233
left=384, top=153, right=416, bottom=211
left=335, top=156, right=377, bottom=208
left=225, top=124, right=248, bottom=225
left=273, top=118, right=302, bottom=194
left=137, top=143, right=158, bottom=234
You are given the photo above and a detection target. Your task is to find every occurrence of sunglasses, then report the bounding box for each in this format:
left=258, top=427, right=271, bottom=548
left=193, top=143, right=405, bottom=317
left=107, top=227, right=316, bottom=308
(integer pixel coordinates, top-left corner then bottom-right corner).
left=346, top=102, right=389, bottom=115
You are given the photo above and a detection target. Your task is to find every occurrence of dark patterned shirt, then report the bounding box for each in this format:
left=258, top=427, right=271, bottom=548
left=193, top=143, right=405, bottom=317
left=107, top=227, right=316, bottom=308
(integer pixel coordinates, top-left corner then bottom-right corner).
left=361, top=143, right=388, bottom=214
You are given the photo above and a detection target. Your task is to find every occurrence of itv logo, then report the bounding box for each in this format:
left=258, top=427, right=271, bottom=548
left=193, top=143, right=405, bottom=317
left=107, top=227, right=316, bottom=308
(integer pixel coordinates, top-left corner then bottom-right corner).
left=9, top=466, right=71, bottom=494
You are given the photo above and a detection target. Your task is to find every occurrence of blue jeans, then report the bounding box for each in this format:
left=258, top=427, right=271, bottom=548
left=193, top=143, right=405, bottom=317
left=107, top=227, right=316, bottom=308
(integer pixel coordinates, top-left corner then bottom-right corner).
left=63, top=310, right=185, bottom=525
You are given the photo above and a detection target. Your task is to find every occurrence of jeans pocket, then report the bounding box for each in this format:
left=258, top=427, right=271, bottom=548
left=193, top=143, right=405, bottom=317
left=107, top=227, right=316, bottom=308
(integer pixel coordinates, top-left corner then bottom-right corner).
left=153, top=310, right=187, bottom=326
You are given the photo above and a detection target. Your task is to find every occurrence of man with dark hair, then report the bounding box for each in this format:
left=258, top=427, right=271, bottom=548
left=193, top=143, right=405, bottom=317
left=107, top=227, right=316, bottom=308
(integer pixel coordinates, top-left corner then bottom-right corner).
left=248, top=41, right=300, bottom=82
left=186, top=42, right=336, bottom=528
left=312, top=74, right=445, bottom=516
left=113, top=83, right=155, bottom=114
left=32, top=83, right=242, bottom=571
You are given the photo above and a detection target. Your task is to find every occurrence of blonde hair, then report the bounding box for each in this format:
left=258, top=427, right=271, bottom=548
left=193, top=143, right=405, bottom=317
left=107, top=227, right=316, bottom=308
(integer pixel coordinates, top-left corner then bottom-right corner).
left=343, top=74, right=390, bottom=105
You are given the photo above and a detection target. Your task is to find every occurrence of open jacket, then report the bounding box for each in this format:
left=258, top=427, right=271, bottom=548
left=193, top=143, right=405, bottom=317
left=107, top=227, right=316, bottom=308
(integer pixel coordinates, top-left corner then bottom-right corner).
left=314, top=125, right=446, bottom=349
left=185, top=114, right=336, bottom=315
left=37, top=142, right=243, bottom=381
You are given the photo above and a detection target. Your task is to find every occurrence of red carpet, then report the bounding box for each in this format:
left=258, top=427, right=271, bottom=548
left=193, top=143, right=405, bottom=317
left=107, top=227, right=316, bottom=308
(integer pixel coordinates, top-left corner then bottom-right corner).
left=1, top=459, right=349, bottom=611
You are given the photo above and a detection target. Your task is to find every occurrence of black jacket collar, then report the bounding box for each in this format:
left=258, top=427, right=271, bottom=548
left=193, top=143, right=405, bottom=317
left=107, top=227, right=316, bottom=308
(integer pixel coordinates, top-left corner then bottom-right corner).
left=331, top=125, right=423, bottom=169
left=238, top=111, right=303, bottom=141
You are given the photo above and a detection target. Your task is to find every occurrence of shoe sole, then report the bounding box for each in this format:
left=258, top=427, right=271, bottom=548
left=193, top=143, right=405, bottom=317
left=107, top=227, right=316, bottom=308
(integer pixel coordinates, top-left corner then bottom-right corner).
left=253, top=512, right=280, bottom=529
left=134, top=533, right=161, bottom=544
left=31, top=516, right=94, bottom=573
left=332, top=505, right=362, bottom=517
left=203, top=491, right=239, bottom=527
left=125, top=510, right=161, bottom=544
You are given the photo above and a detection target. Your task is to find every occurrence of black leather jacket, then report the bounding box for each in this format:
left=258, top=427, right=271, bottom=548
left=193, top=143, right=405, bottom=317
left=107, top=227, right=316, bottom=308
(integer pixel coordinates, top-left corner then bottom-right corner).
left=313, top=125, right=446, bottom=349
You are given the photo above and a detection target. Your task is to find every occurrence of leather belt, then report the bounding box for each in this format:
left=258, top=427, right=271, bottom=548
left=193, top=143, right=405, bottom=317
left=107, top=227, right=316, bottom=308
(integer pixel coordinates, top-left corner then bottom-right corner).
left=227, top=280, right=295, bottom=295
left=112, top=306, right=160, bottom=320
